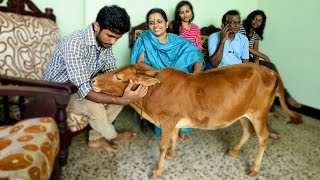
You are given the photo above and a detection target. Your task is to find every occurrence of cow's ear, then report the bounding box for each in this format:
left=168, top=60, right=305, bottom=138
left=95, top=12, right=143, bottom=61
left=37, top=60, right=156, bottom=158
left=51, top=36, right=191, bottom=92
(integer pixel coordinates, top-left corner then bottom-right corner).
left=136, top=76, right=160, bottom=86
left=136, top=63, right=159, bottom=77
left=142, top=70, right=158, bottom=77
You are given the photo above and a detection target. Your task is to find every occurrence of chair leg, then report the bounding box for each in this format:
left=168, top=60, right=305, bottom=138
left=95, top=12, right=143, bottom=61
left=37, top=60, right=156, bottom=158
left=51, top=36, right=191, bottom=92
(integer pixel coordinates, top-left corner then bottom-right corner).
left=55, top=104, right=71, bottom=166
left=140, top=119, right=152, bottom=133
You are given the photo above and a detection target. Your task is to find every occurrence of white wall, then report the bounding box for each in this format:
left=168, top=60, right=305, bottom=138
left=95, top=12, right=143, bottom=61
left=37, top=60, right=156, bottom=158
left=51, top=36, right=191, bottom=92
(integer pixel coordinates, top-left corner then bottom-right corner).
left=258, top=0, right=320, bottom=109
left=5, top=0, right=317, bottom=109
left=85, top=0, right=257, bottom=67
left=31, top=0, right=85, bottom=38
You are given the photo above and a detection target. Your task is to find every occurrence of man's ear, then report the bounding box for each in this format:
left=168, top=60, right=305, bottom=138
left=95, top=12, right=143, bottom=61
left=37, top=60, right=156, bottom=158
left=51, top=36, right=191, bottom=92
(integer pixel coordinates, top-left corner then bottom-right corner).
left=93, top=22, right=100, bottom=32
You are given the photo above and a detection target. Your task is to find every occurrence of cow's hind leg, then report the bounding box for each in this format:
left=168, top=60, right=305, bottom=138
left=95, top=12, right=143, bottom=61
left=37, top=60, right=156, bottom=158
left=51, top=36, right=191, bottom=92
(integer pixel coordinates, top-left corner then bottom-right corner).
left=166, top=128, right=179, bottom=160
left=229, top=118, right=254, bottom=156
left=248, top=113, right=269, bottom=176
left=152, top=125, right=176, bottom=179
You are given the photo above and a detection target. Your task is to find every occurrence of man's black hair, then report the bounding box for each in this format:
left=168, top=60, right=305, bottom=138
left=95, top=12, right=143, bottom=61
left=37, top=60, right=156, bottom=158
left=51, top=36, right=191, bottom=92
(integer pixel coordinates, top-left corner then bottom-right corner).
left=96, top=5, right=131, bottom=35
left=222, top=10, right=240, bottom=25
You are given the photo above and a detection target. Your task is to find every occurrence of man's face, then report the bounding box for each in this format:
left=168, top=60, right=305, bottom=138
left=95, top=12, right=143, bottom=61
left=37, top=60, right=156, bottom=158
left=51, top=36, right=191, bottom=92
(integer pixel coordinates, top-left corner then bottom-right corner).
left=225, top=15, right=241, bottom=33
left=94, top=23, right=122, bottom=48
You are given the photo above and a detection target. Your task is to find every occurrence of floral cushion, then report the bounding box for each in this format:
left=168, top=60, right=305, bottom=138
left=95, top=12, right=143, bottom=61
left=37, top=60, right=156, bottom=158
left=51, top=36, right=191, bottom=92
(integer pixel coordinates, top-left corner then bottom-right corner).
left=0, top=117, right=59, bottom=179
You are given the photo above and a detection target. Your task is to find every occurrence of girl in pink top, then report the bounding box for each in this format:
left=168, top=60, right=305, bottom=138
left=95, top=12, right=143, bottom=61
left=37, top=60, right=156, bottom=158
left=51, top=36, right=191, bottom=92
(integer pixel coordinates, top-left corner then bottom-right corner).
left=172, top=1, right=202, bottom=50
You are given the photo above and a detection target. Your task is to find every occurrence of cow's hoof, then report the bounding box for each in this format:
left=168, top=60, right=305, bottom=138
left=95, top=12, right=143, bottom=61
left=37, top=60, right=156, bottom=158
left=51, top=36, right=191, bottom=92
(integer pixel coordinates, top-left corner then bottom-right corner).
left=247, top=168, right=259, bottom=176
left=152, top=169, right=162, bottom=180
left=228, top=149, right=238, bottom=157
left=166, top=154, right=174, bottom=160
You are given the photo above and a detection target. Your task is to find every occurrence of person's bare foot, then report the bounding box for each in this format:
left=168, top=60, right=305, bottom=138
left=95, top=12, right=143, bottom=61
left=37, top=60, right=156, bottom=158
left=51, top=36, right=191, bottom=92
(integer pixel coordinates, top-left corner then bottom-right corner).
left=88, top=138, right=118, bottom=153
left=178, top=132, right=191, bottom=143
left=113, top=131, right=137, bottom=142
left=267, top=124, right=280, bottom=140
left=287, top=96, right=302, bottom=108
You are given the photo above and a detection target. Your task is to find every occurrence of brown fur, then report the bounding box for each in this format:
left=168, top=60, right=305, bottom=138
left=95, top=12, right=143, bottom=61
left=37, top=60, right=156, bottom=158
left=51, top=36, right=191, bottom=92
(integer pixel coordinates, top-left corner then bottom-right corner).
left=92, top=63, right=302, bottom=179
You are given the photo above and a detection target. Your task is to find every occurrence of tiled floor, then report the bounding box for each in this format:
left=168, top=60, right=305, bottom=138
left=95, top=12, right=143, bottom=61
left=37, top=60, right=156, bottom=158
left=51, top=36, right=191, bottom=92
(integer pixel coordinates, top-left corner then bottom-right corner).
left=61, top=106, right=320, bottom=180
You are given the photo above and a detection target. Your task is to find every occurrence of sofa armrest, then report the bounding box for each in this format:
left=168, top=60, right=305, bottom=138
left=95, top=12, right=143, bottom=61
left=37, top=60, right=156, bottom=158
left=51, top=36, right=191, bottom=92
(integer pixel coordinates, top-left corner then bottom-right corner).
left=0, top=75, right=77, bottom=94
left=0, top=84, right=73, bottom=168
left=0, top=85, right=70, bottom=105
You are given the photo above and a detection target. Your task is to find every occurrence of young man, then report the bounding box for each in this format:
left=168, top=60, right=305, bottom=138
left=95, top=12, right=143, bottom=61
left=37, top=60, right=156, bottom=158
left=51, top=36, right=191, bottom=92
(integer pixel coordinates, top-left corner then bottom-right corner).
left=207, top=10, right=249, bottom=68
left=44, top=5, right=148, bottom=153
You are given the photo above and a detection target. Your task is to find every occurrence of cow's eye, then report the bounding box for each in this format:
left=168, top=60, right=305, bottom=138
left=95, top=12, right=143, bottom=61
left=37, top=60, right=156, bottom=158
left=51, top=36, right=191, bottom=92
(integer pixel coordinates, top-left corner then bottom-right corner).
left=115, top=74, right=121, bottom=81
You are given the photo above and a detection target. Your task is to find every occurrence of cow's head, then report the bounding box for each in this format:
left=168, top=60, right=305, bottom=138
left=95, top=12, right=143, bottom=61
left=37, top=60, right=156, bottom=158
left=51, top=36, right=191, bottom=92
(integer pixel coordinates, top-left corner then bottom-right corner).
left=92, top=63, right=160, bottom=96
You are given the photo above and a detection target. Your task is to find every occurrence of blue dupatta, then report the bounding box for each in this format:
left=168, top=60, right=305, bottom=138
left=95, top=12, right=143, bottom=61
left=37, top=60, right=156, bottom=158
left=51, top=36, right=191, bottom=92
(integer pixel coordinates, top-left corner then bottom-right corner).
left=130, top=30, right=204, bottom=73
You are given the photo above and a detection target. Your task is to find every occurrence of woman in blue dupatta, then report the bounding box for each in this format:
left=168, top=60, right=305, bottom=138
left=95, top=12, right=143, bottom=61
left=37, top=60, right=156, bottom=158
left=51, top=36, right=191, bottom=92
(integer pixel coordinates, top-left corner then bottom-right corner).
left=131, top=8, right=204, bottom=143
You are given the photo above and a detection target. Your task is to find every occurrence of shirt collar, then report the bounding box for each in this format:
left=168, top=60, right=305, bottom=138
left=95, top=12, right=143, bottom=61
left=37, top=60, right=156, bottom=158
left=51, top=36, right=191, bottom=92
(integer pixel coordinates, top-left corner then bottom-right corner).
left=84, top=24, right=99, bottom=47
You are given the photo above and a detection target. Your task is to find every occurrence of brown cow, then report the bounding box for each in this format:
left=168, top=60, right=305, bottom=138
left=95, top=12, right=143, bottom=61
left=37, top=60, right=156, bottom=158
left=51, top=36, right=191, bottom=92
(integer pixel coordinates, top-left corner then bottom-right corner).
left=92, top=63, right=302, bottom=179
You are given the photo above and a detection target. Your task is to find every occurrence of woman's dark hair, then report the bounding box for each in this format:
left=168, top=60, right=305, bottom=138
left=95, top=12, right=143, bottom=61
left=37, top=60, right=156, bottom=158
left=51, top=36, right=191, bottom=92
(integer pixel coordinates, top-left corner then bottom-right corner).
left=146, top=8, right=168, bottom=24
left=172, top=1, right=194, bottom=35
left=96, top=5, right=131, bottom=35
left=242, top=10, right=266, bottom=40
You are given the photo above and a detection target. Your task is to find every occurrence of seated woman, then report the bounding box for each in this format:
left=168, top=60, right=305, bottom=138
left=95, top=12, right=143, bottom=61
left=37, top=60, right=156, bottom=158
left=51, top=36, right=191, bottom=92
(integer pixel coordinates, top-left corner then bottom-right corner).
left=240, top=10, right=301, bottom=139
left=131, top=8, right=204, bottom=142
left=240, top=10, right=301, bottom=109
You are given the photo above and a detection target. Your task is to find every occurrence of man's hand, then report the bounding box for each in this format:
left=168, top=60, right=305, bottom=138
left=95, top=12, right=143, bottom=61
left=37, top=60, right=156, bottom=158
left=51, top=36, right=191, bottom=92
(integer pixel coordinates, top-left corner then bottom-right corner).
left=120, top=79, right=148, bottom=104
left=221, top=24, right=231, bottom=42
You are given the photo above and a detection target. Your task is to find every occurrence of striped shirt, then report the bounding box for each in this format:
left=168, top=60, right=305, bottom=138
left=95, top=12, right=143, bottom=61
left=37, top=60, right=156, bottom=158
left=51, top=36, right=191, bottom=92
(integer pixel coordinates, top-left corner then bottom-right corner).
left=44, top=25, right=117, bottom=98
left=179, top=23, right=202, bottom=49
left=239, top=25, right=261, bottom=48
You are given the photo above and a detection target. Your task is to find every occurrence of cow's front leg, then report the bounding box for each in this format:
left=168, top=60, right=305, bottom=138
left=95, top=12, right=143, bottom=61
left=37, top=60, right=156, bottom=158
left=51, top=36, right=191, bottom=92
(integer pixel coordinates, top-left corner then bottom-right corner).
left=166, top=128, right=179, bottom=160
left=152, top=125, right=175, bottom=179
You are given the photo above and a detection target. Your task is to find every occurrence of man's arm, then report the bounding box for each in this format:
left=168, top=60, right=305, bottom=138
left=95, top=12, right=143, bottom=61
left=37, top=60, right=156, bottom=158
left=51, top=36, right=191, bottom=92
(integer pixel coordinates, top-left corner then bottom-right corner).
left=208, top=24, right=231, bottom=68
left=85, top=79, right=148, bottom=105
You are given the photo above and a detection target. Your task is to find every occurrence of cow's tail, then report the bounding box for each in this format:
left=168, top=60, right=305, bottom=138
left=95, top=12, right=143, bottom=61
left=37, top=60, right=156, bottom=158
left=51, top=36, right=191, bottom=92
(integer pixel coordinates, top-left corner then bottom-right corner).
left=274, top=72, right=303, bottom=124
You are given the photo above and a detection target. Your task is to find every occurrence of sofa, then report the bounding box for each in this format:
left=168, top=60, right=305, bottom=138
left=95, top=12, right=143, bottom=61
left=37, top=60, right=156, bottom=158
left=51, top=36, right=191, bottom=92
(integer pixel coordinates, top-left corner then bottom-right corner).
left=0, top=0, right=78, bottom=178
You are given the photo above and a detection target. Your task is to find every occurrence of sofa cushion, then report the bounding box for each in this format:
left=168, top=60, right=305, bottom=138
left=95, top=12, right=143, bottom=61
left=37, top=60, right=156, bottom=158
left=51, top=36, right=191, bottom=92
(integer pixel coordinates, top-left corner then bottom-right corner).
left=0, top=12, right=60, bottom=79
left=0, top=117, right=59, bottom=179
left=66, top=109, right=89, bottom=132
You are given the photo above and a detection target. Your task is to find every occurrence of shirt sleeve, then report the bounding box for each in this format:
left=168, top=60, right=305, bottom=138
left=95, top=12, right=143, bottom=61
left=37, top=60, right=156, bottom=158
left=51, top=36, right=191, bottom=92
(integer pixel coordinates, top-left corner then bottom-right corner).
left=208, top=33, right=220, bottom=57
left=63, top=38, right=92, bottom=98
